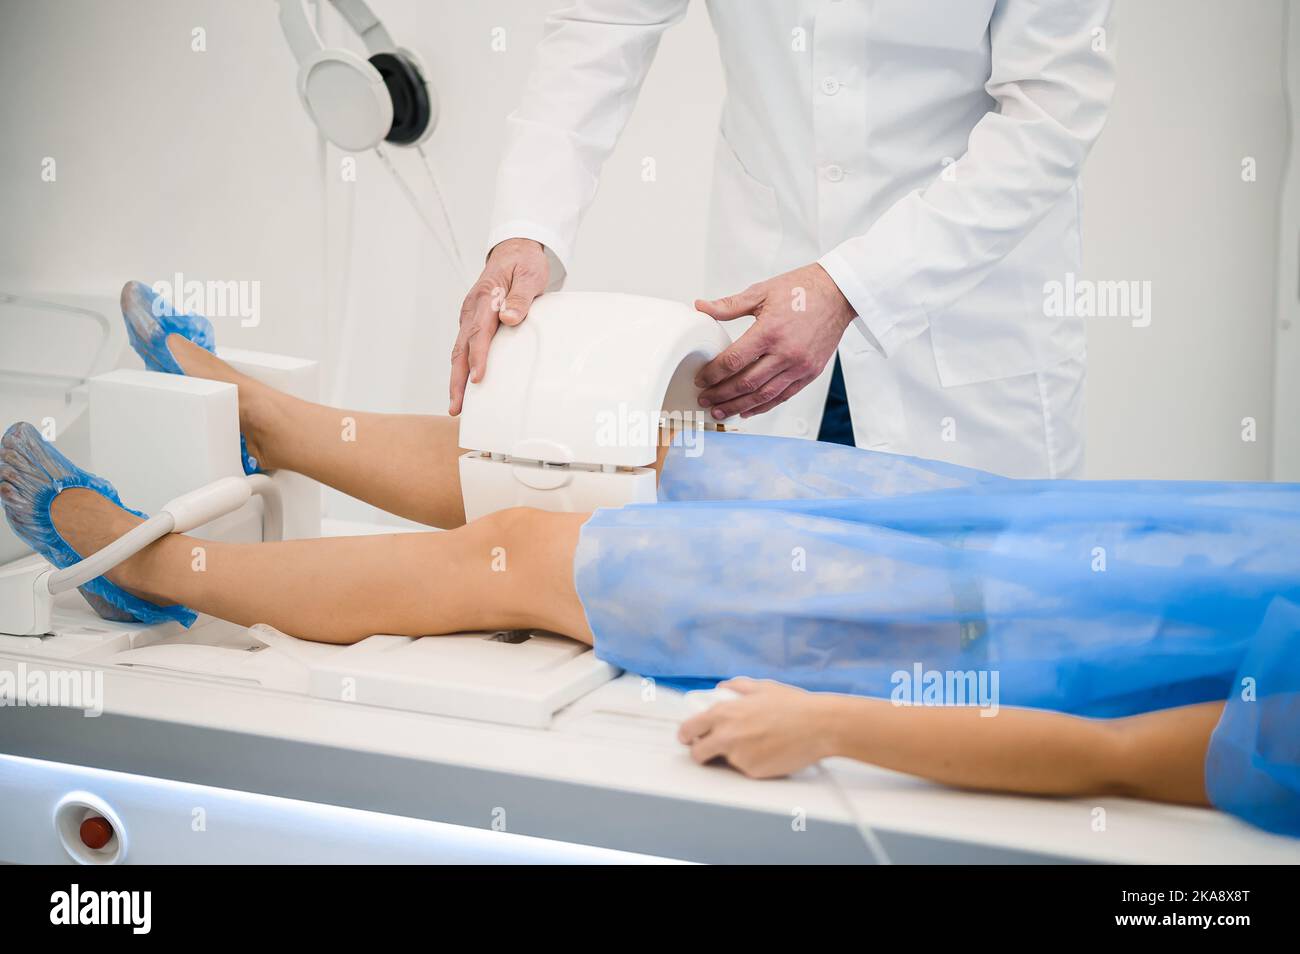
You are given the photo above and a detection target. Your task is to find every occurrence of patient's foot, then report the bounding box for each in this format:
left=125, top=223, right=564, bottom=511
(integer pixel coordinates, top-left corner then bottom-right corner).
left=45, top=489, right=184, bottom=613
left=48, top=488, right=147, bottom=594
left=0, top=422, right=193, bottom=625
left=120, top=280, right=275, bottom=471
left=163, top=334, right=275, bottom=469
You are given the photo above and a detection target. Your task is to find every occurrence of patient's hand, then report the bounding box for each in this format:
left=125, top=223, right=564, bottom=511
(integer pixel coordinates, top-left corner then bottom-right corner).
left=450, top=237, right=550, bottom=415
left=677, top=678, right=836, bottom=779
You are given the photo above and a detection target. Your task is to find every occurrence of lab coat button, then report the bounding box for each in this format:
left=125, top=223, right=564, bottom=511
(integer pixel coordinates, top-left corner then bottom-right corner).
left=794, top=418, right=809, bottom=435
left=820, top=77, right=840, bottom=96
left=824, top=164, right=845, bottom=182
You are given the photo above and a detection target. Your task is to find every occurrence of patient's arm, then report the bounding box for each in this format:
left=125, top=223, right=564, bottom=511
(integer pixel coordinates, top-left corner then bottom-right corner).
left=826, top=695, right=1220, bottom=805
left=680, top=679, right=1221, bottom=806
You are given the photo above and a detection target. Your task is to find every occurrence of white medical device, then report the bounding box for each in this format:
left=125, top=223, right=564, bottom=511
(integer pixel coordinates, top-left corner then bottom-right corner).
left=5, top=296, right=1298, bottom=865
left=0, top=346, right=322, bottom=639
left=457, top=292, right=734, bottom=520
left=0, top=291, right=732, bottom=631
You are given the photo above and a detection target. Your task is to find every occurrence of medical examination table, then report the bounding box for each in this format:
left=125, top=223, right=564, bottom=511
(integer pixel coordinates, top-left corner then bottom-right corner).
left=2, top=592, right=1297, bottom=864
left=1, top=292, right=1297, bottom=864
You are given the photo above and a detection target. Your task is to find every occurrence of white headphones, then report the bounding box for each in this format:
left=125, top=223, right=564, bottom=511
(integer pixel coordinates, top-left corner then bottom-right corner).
left=276, top=0, right=439, bottom=152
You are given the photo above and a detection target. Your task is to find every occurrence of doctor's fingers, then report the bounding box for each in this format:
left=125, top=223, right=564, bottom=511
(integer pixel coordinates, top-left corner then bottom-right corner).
left=694, top=284, right=765, bottom=323
left=448, top=327, right=473, bottom=415
left=740, top=375, right=813, bottom=419
left=695, top=325, right=771, bottom=391
left=465, top=297, right=501, bottom=386
left=709, top=367, right=806, bottom=420
left=447, top=294, right=497, bottom=414
left=697, top=353, right=785, bottom=410
left=499, top=261, right=547, bottom=326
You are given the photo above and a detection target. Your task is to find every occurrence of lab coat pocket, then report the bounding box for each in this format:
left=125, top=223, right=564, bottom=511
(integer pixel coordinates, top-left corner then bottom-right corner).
left=703, top=134, right=783, bottom=298
left=928, top=194, right=1084, bottom=388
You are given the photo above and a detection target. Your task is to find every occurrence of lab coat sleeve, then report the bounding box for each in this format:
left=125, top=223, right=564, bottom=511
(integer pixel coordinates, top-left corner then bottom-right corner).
left=819, top=0, right=1117, bottom=356
left=485, top=0, right=691, bottom=285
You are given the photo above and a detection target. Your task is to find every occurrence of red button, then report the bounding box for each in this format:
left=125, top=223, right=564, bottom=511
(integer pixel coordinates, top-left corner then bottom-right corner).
left=79, top=815, right=114, bottom=850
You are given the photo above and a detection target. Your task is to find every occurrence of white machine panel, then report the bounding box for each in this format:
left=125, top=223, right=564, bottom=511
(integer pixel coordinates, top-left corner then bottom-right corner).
left=87, top=351, right=324, bottom=545
left=90, top=370, right=243, bottom=515
left=307, top=629, right=618, bottom=727
left=0, top=753, right=674, bottom=864
left=3, top=605, right=619, bottom=728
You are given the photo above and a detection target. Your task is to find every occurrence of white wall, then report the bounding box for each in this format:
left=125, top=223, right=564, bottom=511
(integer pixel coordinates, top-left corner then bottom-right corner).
left=1273, top=1, right=1300, bottom=482
left=1081, top=0, right=1288, bottom=480
left=0, top=0, right=1291, bottom=491
left=0, top=0, right=326, bottom=357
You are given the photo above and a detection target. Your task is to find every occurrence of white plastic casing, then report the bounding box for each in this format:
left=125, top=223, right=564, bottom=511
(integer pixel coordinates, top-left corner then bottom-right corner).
left=90, top=370, right=243, bottom=514
left=89, top=350, right=320, bottom=542
left=457, top=292, right=732, bottom=519
left=219, top=347, right=321, bottom=541
left=0, top=557, right=53, bottom=636
left=459, top=454, right=657, bottom=522
left=160, top=476, right=253, bottom=533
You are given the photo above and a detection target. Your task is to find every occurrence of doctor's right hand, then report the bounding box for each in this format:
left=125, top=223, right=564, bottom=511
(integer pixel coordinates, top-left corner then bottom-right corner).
left=449, top=237, right=550, bottom=415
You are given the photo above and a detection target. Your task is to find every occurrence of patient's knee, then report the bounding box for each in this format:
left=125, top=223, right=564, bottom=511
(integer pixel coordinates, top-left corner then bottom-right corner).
left=475, top=509, right=556, bottom=545
left=469, top=506, right=588, bottom=556
left=475, top=505, right=543, bottom=535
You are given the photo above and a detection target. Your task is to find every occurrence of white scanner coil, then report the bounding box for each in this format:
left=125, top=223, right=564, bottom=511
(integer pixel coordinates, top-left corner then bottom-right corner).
left=457, top=292, right=734, bottom=520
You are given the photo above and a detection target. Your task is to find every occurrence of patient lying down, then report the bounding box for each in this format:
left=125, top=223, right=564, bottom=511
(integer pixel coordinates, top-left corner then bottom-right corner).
left=0, top=281, right=1294, bottom=837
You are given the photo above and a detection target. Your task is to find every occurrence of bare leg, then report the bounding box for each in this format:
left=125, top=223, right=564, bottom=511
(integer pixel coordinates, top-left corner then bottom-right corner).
left=169, top=334, right=689, bottom=527
left=168, top=336, right=469, bottom=528
left=50, top=488, right=594, bottom=645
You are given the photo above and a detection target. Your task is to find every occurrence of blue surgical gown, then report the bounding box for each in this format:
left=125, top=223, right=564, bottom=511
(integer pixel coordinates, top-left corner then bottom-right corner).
left=573, top=430, right=1300, bottom=838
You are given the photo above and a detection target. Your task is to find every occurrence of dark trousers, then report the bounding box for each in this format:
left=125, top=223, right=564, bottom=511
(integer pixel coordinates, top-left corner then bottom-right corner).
left=816, top=355, right=855, bottom=446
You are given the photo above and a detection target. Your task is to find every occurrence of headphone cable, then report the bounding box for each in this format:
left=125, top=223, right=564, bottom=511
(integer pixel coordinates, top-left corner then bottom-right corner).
left=375, top=142, right=468, bottom=285
left=416, top=142, right=467, bottom=274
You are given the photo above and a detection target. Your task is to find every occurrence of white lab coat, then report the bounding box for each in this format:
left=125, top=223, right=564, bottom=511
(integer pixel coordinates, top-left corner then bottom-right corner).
left=487, top=0, right=1117, bottom=478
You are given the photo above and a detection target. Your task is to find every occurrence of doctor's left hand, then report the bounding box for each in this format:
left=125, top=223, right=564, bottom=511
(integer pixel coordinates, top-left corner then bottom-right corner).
left=678, top=678, right=837, bottom=779
left=694, top=263, right=855, bottom=420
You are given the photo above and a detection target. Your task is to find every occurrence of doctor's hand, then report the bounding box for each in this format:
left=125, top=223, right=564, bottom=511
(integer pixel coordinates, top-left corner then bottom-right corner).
left=449, top=237, right=550, bottom=416
left=694, top=263, right=855, bottom=421
left=677, top=678, right=838, bottom=779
